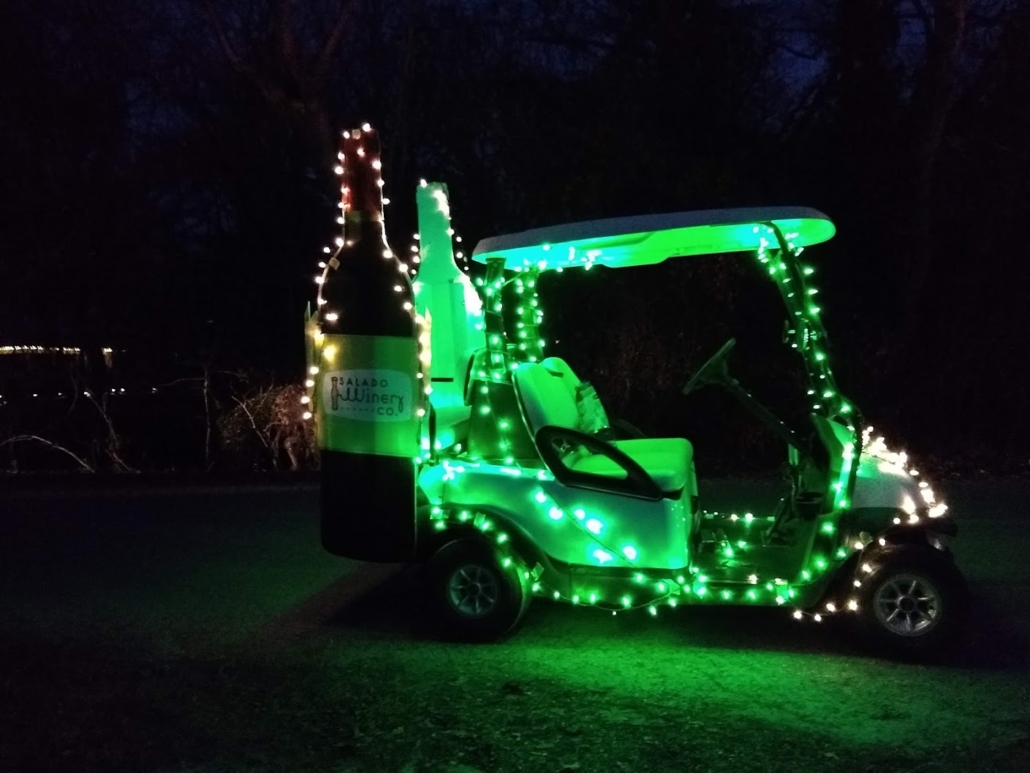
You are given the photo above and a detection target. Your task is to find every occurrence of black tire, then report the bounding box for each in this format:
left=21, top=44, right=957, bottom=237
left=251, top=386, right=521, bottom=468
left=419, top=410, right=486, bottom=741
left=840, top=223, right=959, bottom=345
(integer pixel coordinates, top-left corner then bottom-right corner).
left=857, top=548, right=969, bottom=658
left=427, top=538, right=531, bottom=642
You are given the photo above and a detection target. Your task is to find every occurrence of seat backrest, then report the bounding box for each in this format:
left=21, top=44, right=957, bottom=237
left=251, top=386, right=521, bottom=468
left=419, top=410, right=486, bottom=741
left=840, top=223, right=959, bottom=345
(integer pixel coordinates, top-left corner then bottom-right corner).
left=541, top=357, right=582, bottom=399
left=513, top=363, right=580, bottom=437
left=542, top=356, right=614, bottom=436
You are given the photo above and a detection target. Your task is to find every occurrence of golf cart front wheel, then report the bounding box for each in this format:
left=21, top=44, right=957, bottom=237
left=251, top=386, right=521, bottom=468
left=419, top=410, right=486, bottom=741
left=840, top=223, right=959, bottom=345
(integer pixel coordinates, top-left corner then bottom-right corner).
left=427, top=539, right=530, bottom=642
left=857, top=548, right=968, bottom=657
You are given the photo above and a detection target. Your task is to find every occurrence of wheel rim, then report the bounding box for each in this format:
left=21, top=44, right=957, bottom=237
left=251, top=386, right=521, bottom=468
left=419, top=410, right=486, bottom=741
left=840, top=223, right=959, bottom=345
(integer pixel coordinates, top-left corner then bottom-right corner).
left=446, top=563, right=500, bottom=619
left=873, top=573, right=942, bottom=637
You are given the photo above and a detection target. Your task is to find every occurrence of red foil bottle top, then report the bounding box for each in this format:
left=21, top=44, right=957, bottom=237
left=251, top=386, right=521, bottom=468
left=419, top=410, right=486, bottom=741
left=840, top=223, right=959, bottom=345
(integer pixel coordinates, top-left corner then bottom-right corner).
left=339, top=125, right=384, bottom=222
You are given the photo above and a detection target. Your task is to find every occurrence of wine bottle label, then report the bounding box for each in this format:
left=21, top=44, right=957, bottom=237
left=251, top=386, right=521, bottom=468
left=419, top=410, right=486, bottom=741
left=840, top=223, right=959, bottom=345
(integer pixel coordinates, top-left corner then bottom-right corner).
left=317, top=333, right=419, bottom=458
left=323, top=369, right=411, bottom=421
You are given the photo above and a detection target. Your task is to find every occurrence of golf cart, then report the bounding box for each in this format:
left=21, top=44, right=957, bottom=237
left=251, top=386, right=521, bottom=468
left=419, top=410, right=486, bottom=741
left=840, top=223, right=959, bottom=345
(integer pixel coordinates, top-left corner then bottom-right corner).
left=409, top=206, right=965, bottom=654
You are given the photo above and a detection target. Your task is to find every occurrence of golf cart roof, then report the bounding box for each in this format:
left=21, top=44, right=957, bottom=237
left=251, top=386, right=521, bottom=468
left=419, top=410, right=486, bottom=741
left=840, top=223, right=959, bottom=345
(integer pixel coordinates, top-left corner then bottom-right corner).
left=472, top=206, right=835, bottom=271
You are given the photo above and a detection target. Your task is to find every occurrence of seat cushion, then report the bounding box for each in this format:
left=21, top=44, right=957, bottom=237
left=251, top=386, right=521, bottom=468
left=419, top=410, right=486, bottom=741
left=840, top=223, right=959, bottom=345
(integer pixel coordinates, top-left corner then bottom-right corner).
left=570, top=437, right=693, bottom=494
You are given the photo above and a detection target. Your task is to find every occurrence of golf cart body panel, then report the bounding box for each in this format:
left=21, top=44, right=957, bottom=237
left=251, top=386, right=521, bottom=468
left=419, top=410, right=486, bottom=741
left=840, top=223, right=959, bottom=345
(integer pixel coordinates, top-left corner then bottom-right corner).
left=418, top=460, right=691, bottom=571
left=853, top=454, right=924, bottom=513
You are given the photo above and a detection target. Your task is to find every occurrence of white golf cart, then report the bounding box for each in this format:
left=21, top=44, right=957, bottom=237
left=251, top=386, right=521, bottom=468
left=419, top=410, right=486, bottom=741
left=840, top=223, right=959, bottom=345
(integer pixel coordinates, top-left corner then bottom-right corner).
left=412, top=206, right=965, bottom=655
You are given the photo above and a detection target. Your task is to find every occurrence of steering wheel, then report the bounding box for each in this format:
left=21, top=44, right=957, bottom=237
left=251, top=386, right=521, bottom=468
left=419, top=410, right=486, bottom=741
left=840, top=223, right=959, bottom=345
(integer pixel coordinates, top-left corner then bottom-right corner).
left=682, top=338, right=736, bottom=395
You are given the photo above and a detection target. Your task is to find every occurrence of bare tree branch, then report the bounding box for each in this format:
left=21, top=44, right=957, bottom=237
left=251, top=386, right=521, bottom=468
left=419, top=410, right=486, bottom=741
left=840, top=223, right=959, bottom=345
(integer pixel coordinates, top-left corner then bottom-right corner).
left=275, top=0, right=304, bottom=87
left=203, top=0, right=247, bottom=74
left=777, top=40, right=823, bottom=60
left=202, top=365, right=213, bottom=471
left=85, top=391, right=138, bottom=472
left=908, top=0, right=935, bottom=32
left=231, top=393, right=273, bottom=451
left=0, top=435, right=95, bottom=472
left=314, top=0, right=359, bottom=85
left=904, top=0, right=967, bottom=328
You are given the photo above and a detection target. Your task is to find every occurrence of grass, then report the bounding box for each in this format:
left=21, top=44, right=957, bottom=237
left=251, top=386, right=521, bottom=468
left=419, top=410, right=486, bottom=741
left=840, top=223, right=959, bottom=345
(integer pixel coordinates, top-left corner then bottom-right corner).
left=1, top=482, right=1029, bottom=772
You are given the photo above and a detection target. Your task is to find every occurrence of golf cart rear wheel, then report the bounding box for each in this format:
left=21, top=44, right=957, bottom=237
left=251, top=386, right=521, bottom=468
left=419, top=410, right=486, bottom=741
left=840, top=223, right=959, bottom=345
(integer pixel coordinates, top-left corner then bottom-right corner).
left=858, top=548, right=968, bottom=657
left=428, top=539, right=530, bottom=642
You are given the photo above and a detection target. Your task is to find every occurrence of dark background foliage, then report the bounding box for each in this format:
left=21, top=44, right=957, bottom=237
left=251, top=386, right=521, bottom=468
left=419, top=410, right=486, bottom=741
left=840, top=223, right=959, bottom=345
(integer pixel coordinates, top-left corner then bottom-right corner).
left=1, top=0, right=1027, bottom=475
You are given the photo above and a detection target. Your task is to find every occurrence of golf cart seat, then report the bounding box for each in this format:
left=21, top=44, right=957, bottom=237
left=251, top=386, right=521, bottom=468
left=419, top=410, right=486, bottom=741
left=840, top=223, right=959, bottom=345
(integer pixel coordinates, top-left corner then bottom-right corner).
left=514, top=363, right=693, bottom=497
left=541, top=356, right=610, bottom=434
left=542, top=356, right=649, bottom=440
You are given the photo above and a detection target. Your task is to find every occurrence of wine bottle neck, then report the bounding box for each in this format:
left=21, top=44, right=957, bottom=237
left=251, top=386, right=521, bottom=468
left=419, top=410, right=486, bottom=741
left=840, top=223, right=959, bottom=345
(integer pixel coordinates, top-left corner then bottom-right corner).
left=343, top=210, right=386, bottom=244
left=339, top=127, right=385, bottom=232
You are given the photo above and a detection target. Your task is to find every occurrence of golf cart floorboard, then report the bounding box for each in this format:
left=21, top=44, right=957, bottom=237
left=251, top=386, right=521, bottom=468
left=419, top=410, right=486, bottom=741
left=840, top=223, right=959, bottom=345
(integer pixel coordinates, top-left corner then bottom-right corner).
left=692, top=547, right=803, bottom=583
left=693, top=517, right=810, bottom=582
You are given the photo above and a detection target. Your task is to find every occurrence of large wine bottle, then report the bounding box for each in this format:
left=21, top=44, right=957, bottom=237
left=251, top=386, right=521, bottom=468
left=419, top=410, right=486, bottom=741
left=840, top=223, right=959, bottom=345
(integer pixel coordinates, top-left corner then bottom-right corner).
left=315, top=125, right=420, bottom=561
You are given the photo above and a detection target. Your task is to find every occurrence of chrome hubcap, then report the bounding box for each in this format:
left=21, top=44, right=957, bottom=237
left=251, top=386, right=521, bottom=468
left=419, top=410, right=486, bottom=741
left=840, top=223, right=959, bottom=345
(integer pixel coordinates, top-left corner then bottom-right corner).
left=873, top=573, right=941, bottom=636
left=446, top=564, right=499, bottom=618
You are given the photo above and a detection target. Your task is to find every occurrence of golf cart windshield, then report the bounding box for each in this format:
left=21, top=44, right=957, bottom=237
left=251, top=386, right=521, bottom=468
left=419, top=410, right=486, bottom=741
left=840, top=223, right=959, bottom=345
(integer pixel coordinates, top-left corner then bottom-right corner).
left=472, top=207, right=835, bottom=271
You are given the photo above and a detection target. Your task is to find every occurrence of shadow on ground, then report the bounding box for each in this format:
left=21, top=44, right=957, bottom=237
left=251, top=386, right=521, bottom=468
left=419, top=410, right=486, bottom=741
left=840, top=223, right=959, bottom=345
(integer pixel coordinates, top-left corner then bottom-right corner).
left=0, top=629, right=354, bottom=773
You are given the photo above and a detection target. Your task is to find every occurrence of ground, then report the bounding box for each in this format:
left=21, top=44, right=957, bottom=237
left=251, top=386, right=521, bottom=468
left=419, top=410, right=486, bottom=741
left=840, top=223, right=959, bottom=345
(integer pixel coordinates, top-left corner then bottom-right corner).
left=1, top=479, right=1028, bottom=773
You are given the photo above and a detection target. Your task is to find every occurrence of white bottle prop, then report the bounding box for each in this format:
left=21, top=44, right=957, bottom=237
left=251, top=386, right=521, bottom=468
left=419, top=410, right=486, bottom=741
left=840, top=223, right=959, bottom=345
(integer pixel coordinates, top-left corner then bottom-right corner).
left=413, top=182, right=484, bottom=448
